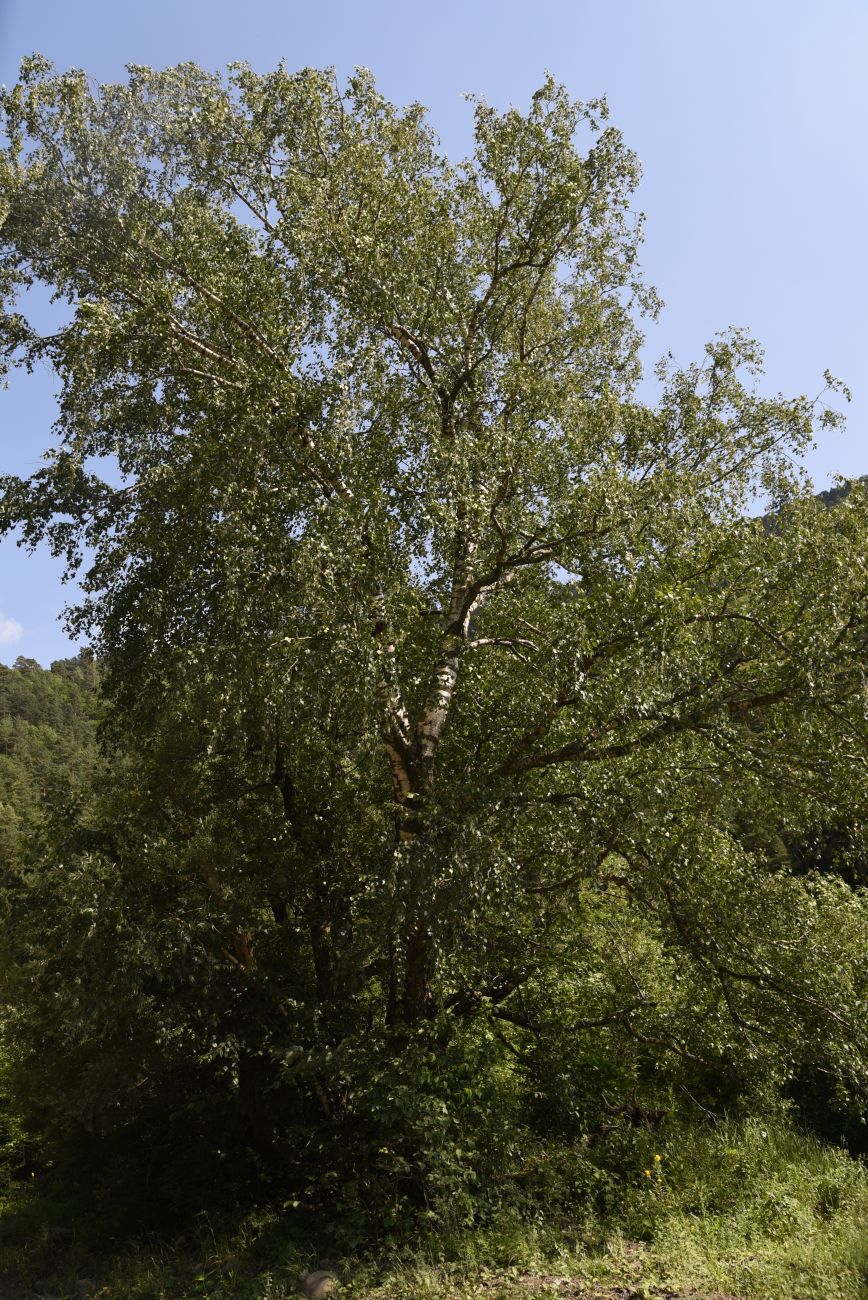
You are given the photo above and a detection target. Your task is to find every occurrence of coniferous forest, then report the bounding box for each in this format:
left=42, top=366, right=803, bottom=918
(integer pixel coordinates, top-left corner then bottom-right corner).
left=0, top=60, right=867, bottom=1299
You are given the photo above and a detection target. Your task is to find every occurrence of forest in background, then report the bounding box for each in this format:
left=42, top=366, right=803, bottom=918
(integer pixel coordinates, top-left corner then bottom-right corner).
left=0, top=652, right=100, bottom=866
left=1, top=60, right=868, bottom=1298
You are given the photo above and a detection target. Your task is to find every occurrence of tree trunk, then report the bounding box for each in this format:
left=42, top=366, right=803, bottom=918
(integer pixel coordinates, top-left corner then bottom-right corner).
left=309, top=914, right=333, bottom=1005
left=400, top=915, right=435, bottom=1022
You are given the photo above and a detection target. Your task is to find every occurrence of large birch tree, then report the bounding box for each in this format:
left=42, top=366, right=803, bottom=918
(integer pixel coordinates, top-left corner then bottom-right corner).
left=1, top=59, right=867, bottom=1156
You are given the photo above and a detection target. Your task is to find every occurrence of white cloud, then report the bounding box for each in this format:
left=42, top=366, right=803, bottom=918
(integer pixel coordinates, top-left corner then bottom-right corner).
left=0, top=614, right=23, bottom=646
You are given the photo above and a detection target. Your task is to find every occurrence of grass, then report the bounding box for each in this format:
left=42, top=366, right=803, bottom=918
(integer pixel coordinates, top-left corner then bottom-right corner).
left=1, top=1120, right=866, bottom=1298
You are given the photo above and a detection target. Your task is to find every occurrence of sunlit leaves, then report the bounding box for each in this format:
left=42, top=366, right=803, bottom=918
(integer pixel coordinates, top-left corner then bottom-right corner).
left=1, top=59, right=867, bottom=1150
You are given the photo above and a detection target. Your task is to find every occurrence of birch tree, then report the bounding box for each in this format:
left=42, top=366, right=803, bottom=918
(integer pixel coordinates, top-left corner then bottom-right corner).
left=1, top=60, right=867, bottom=1139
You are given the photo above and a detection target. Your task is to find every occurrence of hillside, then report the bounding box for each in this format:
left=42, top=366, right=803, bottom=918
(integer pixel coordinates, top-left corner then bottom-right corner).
left=0, top=652, right=101, bottom=869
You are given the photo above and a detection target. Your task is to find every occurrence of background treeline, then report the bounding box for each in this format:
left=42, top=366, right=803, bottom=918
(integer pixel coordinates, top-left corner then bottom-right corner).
left=0, top=652, right=100, bottom=869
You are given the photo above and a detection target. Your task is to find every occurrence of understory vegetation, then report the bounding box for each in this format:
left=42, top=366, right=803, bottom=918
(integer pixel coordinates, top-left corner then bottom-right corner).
left=2, top=1114, right=868, bottom=1297
left=0, top=61, right=867, bottom=1297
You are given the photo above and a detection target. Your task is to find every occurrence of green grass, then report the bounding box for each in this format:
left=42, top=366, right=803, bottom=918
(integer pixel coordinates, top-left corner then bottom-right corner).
left=1, top=1120, right=866, bottom=1298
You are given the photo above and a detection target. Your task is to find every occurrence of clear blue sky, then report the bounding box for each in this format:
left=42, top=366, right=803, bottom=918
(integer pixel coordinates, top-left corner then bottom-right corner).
left=1, top=0, right=866, bottom=665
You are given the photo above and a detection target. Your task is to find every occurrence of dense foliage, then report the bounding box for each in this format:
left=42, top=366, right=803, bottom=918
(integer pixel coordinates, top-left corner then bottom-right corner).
left=0, top=651, right=99, bottom=867
left=0, top=60, right=867, bottom=1244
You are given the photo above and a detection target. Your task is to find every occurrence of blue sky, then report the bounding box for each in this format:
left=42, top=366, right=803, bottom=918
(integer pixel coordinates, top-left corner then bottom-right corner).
left=1, top=0, right=866, bottom=665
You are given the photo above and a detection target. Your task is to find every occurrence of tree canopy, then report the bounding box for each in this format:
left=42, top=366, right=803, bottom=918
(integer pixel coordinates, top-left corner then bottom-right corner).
left=1, top=59, right=867, bottom=1216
